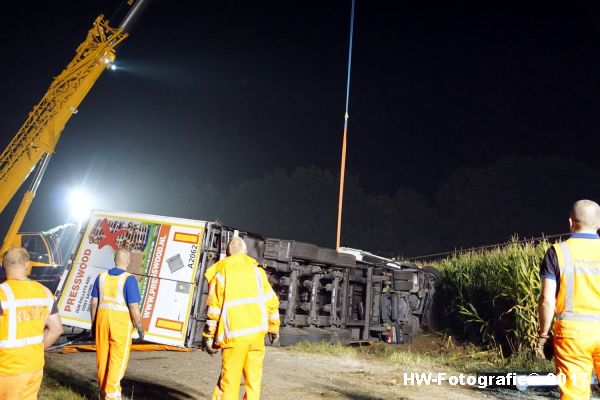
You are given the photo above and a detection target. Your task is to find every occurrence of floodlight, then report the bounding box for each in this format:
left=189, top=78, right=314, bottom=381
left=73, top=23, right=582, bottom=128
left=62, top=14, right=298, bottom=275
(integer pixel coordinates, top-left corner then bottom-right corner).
left=68, top=188, right=93, bottom=223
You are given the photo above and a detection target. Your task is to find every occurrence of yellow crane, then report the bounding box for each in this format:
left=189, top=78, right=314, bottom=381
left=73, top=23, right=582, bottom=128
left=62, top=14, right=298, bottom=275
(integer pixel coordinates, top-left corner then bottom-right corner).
left=0, top=1, right=150, bottom=257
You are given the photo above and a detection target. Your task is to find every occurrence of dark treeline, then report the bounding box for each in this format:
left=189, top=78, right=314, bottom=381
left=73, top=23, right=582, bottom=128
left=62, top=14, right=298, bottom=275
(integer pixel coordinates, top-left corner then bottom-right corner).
left=164, top=155, right=600, bottom=258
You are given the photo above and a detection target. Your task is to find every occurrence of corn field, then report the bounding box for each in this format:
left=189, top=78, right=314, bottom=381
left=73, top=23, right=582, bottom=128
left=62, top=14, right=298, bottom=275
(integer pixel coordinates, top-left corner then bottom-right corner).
left=434, top=237, right=552, bottom=355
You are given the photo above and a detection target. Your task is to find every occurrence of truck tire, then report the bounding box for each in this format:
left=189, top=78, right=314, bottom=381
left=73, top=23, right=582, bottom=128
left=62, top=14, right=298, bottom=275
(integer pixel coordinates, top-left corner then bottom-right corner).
left=327, top=328, right=352, bottom=344
left=305, top=327, right=332, bottom=343
left=421, top=266, right=441, bottom=288
left=278, top=327, right=309, bottom=347
left=292, top=242, right=319, bottom=262
left=316, top=247, right=338, bottom=265
left=401, top=315, right=420, bottom=343
left=336, top=252, right=356, bottom=268
left=408, top=315, right=420, bottom=337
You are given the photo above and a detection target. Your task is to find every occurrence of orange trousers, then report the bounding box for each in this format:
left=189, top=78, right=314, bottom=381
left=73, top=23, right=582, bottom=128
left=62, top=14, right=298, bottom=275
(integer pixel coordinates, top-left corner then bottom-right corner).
left=555, top=332, right=600, bottom=399
left=0, top=368, right=43, bottom=400
left=212, top=334, right=266, bottom=400
left=95, top=311, right=133, bottom=400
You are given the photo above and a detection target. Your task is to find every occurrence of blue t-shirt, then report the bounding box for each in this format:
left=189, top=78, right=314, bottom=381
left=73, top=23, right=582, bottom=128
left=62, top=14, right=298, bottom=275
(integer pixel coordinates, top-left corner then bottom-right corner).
left=91, top=268, right=141, bottom=305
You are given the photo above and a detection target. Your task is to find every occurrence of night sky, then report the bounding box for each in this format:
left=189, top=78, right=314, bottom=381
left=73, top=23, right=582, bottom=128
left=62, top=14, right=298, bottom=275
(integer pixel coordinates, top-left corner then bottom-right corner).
left=2, top=1, right=600, bottom=254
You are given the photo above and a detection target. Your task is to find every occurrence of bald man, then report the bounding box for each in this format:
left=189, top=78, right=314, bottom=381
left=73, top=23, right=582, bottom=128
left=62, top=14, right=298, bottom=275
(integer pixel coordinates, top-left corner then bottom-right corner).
left=203, top=237, right=280, bottom=400
left=0, top=247, right=63, bottom=400
left=537, top=200, right=600, bottom=399
left=90, top=248, right=143, bottom=400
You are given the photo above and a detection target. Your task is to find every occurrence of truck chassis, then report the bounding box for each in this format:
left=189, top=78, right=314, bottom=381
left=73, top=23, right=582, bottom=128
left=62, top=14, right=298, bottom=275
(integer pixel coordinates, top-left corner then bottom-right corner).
left=188, top=224, right=439, bottom=347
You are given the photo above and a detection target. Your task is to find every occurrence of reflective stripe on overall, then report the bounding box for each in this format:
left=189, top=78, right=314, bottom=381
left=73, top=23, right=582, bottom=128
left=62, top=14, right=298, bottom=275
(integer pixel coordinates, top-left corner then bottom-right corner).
left=96, top=272, right=133, bottom=400
left=216, top=268, right=275, bottom=343
left=0, top=280, right=53, bottom=376
left=205, top=253, right=279, bottom=347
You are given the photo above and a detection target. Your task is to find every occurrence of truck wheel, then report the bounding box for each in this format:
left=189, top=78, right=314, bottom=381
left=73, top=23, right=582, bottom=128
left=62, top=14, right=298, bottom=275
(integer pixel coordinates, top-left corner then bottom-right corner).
left=421, top=266, right=441, bottom=287
left=292, top=242, right=319, bottom=262
left=408, top=315, right=420, bottom=336
left=401, top=315, right=420, bottom=343
left=326, top=328, right=352, bottom=344
left=316, top=247, right=339, bottom=265
left=278, top=327, right=309, bottom=347
left=304, top=327, right=332, bottom=343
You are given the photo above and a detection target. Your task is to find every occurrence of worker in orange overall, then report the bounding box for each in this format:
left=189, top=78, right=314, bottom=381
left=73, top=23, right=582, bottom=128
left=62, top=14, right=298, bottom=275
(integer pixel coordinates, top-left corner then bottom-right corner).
left=91, top=248, right=143, bottom=400
left=537, top=199, right=600, bottom=399
left=0, top=247, right=63, bottom=400
left=203, top=237, right=280, bottom=400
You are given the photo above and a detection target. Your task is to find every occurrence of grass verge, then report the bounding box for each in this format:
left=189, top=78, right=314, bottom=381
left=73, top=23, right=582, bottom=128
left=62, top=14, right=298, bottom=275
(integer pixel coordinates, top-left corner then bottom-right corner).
left=289, top=334, right=554, bottom=374
left=39, top=367, right=98, bottom=400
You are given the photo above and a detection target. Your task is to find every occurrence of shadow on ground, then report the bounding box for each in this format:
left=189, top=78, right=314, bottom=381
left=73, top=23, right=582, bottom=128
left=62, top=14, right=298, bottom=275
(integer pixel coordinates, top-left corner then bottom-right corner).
left=45, top=367, right=98, bottom=398
left=318, top=385, right=401, bottom=400
left=46, top=367, right=205, bottom=400
left=122, top=378, right=205, bottom=400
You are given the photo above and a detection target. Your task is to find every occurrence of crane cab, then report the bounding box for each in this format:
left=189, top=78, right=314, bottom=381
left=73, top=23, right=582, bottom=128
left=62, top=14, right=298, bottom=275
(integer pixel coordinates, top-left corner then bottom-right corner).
left=0, top=225, right=77, bottom=293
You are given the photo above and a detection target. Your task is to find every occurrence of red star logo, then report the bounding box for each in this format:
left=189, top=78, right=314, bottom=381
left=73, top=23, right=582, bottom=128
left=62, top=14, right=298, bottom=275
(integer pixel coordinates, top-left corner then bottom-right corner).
left=98, top=218, right=128, bottom=250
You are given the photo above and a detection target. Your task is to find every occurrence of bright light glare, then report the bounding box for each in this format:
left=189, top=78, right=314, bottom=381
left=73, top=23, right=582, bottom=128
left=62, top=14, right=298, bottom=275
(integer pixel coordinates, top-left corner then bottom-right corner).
left=68, top=189, right=93, bottom=223
left=110, top=64, right=117, bottom=71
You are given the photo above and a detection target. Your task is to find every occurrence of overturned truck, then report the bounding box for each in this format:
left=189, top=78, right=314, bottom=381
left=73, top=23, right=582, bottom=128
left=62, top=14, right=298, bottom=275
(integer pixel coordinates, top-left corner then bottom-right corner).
left=53, top=210, right=439, bottom=348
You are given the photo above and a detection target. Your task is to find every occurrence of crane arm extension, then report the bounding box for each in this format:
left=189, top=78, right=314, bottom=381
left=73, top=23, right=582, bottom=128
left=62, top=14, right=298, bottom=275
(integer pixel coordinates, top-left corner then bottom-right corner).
left=0, top=16, right=127, bottom=214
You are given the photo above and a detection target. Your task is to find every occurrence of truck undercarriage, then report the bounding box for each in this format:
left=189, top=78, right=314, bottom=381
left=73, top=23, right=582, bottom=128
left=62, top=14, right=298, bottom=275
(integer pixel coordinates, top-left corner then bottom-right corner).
left=189, top=224, right=439, bottom=346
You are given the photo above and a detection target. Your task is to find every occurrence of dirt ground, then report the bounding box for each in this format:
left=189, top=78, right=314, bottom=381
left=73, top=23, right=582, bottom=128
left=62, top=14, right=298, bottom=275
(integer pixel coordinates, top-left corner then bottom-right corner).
left=46, top=346, right=511, bottom=400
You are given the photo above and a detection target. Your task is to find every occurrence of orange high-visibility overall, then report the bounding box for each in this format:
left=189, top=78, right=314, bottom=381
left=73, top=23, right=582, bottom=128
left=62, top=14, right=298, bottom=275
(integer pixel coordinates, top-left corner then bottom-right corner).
left=204, top=254, right=280, bottom=400
left=552, top=237, right=600, bottom=400
left=0, top=280, right=54, bottom=400
left=95, top=272, right=133, bottom=400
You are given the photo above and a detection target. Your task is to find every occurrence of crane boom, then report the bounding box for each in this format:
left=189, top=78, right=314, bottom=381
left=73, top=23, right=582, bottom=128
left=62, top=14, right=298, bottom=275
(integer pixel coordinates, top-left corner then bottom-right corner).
left=0, top=0, right=151, bottom=257
left=0, top=16, right=127, bottom=214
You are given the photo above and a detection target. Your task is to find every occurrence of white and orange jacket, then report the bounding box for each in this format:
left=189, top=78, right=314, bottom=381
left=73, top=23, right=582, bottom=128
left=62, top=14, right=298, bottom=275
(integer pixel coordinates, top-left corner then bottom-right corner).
left=0, top=280, right=55, bottom=375
left=203, top=253, right=280, bottom=347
